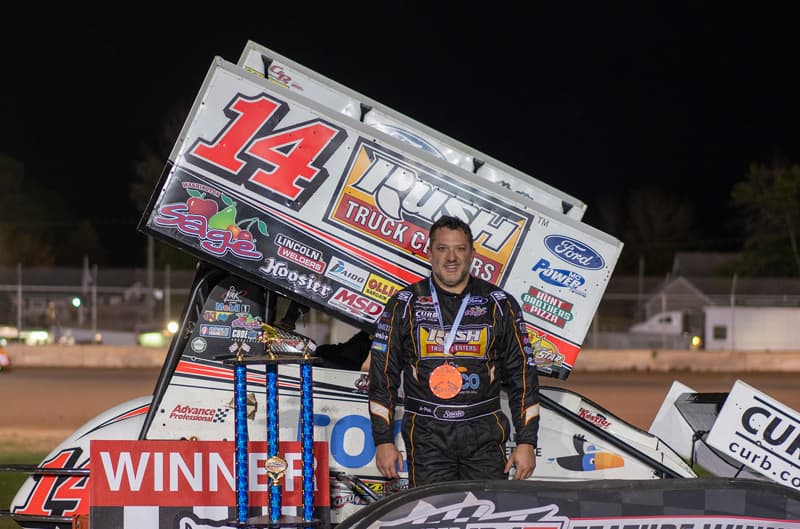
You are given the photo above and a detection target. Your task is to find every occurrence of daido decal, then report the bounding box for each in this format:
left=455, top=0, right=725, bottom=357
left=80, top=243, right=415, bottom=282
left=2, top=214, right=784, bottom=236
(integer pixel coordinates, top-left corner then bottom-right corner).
left=544, top=235, right=605, bottom=270
left=325, top=258, right=369, bottom=290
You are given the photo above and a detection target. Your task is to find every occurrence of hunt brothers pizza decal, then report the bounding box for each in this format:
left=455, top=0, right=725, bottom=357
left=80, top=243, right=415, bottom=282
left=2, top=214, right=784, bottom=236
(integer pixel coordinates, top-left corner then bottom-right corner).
left=326, top=139, right=532, bottom=285
left=186, top=92, right=347, bottom=210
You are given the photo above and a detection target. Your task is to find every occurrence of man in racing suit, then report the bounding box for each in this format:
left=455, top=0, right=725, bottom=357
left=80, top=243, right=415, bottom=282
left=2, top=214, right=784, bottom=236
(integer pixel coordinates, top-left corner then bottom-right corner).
left=368, top=215, right=539, bottom=486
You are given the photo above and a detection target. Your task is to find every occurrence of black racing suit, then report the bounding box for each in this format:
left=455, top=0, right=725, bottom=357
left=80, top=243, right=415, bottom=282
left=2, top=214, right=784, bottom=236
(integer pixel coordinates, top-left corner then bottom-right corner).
left=368, top=275, right=540, bottom=486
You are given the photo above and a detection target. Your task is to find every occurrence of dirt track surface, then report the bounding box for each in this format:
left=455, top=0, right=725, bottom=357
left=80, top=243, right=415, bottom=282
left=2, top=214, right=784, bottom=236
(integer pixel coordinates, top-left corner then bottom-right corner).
left=1, top=367, right=798, bottom=454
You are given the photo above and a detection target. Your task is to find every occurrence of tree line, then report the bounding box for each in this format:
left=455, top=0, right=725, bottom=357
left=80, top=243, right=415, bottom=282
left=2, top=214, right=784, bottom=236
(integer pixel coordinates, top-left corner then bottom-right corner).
left=2, top=145, right=799, bottom=277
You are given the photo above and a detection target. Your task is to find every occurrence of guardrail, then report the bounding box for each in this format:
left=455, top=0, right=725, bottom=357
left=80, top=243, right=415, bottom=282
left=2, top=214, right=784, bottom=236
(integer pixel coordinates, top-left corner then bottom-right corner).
left=4, top=344, right=800, bottom=371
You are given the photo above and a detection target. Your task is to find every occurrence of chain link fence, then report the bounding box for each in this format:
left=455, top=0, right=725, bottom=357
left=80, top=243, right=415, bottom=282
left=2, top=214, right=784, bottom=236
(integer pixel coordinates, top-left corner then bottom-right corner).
left=2, top=266, right=799, bottom=348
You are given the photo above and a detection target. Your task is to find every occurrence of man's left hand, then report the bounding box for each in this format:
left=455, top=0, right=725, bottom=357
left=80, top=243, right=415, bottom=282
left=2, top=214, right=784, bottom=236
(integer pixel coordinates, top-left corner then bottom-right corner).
left=504, top=443, right=536, bottom=480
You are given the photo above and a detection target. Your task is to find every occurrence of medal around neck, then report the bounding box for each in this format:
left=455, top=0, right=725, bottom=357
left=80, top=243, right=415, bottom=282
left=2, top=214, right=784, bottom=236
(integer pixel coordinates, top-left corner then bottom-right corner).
left=429, top=362, right=462, bottom=399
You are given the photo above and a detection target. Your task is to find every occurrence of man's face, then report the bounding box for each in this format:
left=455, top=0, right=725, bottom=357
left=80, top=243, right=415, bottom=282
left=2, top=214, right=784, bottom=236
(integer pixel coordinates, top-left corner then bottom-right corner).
left=429, top=227, right=474, bottom=293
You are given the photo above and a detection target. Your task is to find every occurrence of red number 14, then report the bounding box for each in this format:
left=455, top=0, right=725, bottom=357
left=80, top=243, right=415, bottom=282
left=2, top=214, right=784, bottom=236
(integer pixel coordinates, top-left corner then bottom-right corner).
left=190, top=94, right=343, bottom=201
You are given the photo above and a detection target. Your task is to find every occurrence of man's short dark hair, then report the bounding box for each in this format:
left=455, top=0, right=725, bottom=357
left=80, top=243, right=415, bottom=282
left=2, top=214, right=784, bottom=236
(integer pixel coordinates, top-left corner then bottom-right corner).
left=429, top=215, right=473, bottom=245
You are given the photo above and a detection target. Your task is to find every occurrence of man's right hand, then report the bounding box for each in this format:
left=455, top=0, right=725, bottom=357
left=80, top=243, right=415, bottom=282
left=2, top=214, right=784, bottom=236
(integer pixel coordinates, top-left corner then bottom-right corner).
left=375, top=443, right=404, bottom=479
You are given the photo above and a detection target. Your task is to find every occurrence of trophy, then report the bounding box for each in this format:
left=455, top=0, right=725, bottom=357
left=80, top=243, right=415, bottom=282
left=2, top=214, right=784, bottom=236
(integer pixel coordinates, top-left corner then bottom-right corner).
left=224, top=323, right=321, bottom=528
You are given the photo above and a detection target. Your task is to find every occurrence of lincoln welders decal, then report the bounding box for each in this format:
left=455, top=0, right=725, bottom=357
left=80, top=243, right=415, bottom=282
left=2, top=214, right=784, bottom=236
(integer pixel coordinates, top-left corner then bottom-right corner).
left=520, top=286, right=574, bottom=328
left=274, top=232, right=326, bottom=273
left=186, top=92, right=347, bottom=210
left=326, top=138, right=531, bottom=285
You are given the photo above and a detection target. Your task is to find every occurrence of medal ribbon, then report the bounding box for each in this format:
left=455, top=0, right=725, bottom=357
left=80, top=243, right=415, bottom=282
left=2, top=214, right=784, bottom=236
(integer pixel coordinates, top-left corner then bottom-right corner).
left=429, top=277, right=471, bottom=356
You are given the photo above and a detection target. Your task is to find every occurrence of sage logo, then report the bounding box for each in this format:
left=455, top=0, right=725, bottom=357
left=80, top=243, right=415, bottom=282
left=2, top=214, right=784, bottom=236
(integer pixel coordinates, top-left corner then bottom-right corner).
left=544, top=235, right=605, bottom=270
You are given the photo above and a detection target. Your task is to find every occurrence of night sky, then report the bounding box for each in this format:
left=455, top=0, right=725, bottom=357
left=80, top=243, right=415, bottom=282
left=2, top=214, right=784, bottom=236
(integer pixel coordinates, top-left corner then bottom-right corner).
left=5, top=4, right=800, bottom=266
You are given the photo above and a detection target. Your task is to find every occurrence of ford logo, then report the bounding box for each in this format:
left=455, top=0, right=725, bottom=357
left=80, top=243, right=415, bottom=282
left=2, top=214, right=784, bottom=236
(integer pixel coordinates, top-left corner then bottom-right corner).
left=544, top=235, right=605, bottom=270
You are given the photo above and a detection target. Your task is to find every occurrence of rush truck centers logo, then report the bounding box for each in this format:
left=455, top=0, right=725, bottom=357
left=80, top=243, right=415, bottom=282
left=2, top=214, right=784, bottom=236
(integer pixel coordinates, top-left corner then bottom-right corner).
left=418, top=325, right=488, bottom=358
left=327, top=139, right=531, bottom=285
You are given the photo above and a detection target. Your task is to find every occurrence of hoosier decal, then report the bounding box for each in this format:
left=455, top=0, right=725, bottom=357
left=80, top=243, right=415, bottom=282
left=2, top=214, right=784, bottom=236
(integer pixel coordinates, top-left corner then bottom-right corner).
left=327, top=139, right=531, bottom=285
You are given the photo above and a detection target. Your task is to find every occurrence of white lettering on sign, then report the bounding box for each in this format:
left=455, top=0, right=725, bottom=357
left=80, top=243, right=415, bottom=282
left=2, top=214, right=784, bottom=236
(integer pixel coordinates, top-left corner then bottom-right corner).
left=351, top=150, right=518, bottom=252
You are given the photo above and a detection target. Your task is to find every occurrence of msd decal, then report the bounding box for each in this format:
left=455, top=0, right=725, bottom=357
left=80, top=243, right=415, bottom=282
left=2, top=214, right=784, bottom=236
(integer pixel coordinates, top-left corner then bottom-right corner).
left=327, top=139, right=531, bottom=284
left=328, top=287, right=384, bottom=321
left=187, top=92, right=347, bottom=210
